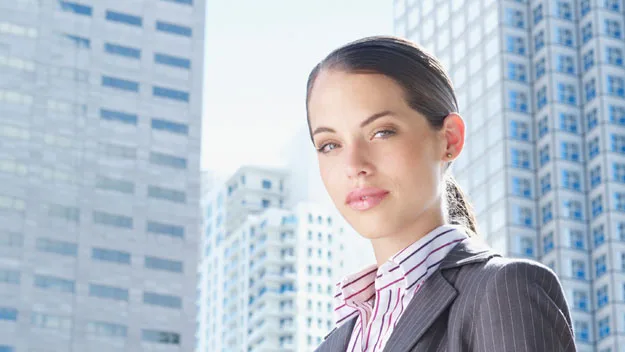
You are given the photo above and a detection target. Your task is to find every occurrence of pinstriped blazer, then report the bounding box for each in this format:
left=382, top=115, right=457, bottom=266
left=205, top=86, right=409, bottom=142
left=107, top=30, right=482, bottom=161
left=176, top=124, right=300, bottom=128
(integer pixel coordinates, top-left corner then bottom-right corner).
left=315, top=237, right=576, bottom=352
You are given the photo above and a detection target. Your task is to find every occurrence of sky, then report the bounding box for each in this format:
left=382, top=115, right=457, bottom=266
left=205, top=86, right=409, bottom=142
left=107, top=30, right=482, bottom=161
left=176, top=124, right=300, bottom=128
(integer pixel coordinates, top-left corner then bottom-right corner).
left=201, top=0, right=394, bottom=180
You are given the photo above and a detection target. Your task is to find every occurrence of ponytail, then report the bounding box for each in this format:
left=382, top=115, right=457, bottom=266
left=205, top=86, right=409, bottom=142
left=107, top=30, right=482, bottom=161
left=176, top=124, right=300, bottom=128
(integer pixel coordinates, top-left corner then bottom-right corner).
left=444, top=174, right=478, bottom=237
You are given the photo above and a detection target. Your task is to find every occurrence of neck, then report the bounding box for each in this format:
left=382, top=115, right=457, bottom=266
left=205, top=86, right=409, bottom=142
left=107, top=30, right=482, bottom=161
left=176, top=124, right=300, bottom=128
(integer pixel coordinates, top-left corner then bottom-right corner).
left=370, top=207, right=446, bottom=267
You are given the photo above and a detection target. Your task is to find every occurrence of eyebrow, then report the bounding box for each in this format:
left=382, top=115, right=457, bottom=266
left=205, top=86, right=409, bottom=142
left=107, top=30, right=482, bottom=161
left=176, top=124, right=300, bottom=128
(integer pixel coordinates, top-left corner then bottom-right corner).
left=311, top=110, right=394, bottom=137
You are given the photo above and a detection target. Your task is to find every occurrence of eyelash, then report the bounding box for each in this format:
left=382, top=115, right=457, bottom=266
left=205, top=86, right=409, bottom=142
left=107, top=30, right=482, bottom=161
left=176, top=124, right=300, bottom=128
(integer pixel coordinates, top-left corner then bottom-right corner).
left=316, top=129, right=397, bottom=154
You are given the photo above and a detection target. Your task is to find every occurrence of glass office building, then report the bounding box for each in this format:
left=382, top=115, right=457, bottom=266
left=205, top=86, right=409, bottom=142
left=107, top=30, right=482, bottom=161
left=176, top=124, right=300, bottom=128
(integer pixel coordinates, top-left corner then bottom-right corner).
left=0, top=0, right=205, bottom=351
left=395, top=0, right=625, bottom=351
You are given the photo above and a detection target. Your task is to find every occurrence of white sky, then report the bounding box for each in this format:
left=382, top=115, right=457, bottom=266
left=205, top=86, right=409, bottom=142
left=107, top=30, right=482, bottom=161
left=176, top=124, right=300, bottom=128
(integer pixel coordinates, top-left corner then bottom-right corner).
left=201, top=0, right=394, bottom=180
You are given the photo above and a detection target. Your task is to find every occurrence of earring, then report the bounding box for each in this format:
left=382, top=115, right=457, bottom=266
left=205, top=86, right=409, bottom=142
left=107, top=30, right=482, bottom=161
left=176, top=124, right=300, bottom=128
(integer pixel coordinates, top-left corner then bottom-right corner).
left=446, top=153, right=453, bottom=158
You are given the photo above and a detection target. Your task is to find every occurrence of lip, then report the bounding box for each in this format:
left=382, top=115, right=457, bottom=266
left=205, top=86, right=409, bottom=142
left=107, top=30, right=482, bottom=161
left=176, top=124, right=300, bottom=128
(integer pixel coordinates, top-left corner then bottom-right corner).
left=345, top=187, right=390, bottom=211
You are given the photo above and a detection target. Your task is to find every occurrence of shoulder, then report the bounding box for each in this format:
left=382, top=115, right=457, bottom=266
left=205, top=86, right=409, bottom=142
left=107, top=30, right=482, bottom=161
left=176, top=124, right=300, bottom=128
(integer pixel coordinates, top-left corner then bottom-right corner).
left=451, top=255, right=563, bottom=297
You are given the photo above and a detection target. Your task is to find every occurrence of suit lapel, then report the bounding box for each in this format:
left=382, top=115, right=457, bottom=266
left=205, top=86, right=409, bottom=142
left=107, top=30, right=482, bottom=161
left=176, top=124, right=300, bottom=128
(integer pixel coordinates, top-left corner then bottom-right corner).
left=382, top=237, right=501, bottom=352
left=315, top=316, right=357, bottom=352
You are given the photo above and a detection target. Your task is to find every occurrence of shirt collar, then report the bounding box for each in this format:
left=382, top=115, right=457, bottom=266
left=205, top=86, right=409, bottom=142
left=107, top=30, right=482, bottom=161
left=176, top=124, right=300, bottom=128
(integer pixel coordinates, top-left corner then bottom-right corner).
left=332, top=224, right=469, bottom=326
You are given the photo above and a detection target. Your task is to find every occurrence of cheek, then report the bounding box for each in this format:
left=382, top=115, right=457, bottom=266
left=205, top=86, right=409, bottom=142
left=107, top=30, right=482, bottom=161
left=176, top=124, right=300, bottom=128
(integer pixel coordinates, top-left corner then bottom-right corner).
left=318, top=159, right=342, bottom=197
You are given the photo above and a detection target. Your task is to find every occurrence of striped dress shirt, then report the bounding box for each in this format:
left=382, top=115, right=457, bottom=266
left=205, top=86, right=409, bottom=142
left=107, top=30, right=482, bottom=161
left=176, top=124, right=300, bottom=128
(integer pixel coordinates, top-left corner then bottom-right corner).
left=333, top=224, right=468, bottom=352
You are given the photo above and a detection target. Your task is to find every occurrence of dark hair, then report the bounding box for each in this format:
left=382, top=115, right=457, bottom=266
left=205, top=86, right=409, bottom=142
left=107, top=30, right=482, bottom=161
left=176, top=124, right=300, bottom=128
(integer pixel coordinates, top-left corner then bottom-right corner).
left=305, top=35, right=478, bottom=236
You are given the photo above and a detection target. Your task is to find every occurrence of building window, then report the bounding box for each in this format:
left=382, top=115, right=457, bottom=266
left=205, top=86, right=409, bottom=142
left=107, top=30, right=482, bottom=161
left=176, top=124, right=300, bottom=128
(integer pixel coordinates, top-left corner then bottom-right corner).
left=611, top=134, right=625, bottom=153
left=591, top=165, right=602, bottom=188
left=507, top=63, right=527, bottom=82
left=582, top=22, right=593, bottom=44
left=592, top=196, right=604, bottom=218
left=593, top=225, right=606, bottom=248
left=583, top=49, right=594, bottom=72
left=531, top=60, right=544, bottom=84
left=607, top=75, right=625, bottom=97
left=147, top=221, right=185, bottom=238
left=141, top=329, right=181, bottom=345
left=105, top=10, right=142, bottom=27
left=573, top=291, right=589, bottom=312
left=542, top=203, right=553, bottom=225
left=562, top=170, right=581, bottom=191
left=536, top=86, right=547, bottom=110
left=564, top=200, right=583, bottom=220
left=0, top=269, right=20, bottom=285
left=152, top=86, right=189, bottom=102
left=614, top=163, right=625, bottom=182
left=104, top=43, right=141, bottom=59
left=607, top=47, right=623, bottom=67
left=543, top=232, right=554, bottom=254
left=35, top=238, right=77, bottom=257
left=557, top=1, right=573, bottom=19
left=533, top=4, right=543, bottom=24
left=86, top=321, right=128, bottom=338
left=89, top=283, right=129, bottom=301
left=149, top=151, right=187, bottom=169
left=156, top=21, right=192, bottom=37
left=540, top=174, right=552, bottom=195
left=64, top=34, right=90, bottom=48
left=154, top=53, right=191, bottom=69
left=147, top=186, right=186, bottom=203
left=514, top=206, right=533, bottom=227
left=581, top=0, right=591, bottom=16
left=151, top=118, right=188, bottom=135
left=145, top=256, right=183, bottom=273
left=572, top=259, right=586, bottom=279
left=557, top=83, right=576, bottom=104
left=505, top=8, right=524, bottom=28
left=589, top=137, right=600, bottom=160
left=34, top=275, right=75, bottom=293
left=161, top=0, right=193, bottom=5
left=534, top=31, right=545, bottom=52
left=93, top=211, right=133, bottom=229
left=595, top=255, right=607, bottom=278
left=262, top=180, right=272, bottom=189
left=58, top=1, right=92, bottom=16
left=605, top=0, right=621, bottom=11
left=512, top=177, right=532, bottom=198
left=570, top=230, right=584, bottom=249
left=506, top=35, right=526, bottom=56
left=31, top=313, right=72, bottom=332
left=0, top=307, right=17, bottom=322
left=102, top=76, right=139, bottom=92
left=557, top=28, right=574, bottom=47
left=96, top=175, right=134, bottom=194
left=539, top=145, right=550, bottom=167
left=538, top=116, right=548, bottom=138
left=598, top=316, right=610, bottom=339
left=100, top=108, right=138, bottom=125
left=510, top=120, right=529, bottom=140
left=585, top=79, right=597, bottom=102
left=609, top=105, right=625, bottom=125
left=47, top=204, right=80, bottom=222
left=605, top=19, right=622, bottom=39
left=597, top=285, right=609, bottom=308
left=559, top=113, right=578, bottom=133
left=92, top=248, right=131, bottom=264
left=143, top=292, right=182, bottom=309
left=587, top=108, right=598, bottom=131
left=615, top=192, right=625, bottom=211
left=561, top=142, right=580, bottom=162
left=511, top=149, right=530, bottom=169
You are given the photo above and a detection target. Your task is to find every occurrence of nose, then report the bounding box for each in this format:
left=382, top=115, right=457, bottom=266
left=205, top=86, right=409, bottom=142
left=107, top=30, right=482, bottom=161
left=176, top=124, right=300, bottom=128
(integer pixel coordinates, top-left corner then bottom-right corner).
left=344, top=142, right=373, bottom=179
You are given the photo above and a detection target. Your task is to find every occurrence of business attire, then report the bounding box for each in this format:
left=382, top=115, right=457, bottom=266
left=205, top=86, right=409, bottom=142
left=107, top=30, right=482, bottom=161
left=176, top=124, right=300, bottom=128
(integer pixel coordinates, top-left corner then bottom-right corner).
left=315, top=225, right=576, bottom=352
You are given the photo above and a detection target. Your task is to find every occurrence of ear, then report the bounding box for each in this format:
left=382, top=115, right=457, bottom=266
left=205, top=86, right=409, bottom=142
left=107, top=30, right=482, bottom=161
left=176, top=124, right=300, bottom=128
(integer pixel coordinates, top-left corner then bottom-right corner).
left=441, top=113, right=465, bottom=161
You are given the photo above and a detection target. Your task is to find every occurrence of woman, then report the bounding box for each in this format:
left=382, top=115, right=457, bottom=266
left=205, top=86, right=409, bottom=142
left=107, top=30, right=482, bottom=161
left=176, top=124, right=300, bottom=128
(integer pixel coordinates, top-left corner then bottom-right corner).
left=306, top=36, right=575, bottom=352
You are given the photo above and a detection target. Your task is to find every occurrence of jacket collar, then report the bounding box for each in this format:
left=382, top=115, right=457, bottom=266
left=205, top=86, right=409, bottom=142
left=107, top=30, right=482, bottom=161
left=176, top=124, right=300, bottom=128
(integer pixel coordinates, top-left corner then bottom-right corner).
left=315, top=237, right=500, bottom=352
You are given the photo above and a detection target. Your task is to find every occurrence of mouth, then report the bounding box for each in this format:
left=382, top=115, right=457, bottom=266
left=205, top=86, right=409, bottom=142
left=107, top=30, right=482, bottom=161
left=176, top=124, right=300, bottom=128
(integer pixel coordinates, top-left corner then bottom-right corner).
left=345, top=188, right=390, bottom=211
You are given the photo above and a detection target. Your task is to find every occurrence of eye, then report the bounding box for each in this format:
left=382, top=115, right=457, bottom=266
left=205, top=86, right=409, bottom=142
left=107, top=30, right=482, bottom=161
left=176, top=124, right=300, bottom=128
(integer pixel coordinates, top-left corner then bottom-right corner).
left=372, top=129, right=396, bottom=139
left=317, top=142, right=339, bottom=154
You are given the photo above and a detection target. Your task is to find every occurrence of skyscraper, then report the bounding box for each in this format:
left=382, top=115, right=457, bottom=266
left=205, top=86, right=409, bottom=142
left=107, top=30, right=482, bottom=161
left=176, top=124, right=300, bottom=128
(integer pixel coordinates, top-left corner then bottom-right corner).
left=395, top=0, right=625, bottom=351
left=197, top=166, right=357, bottom=351
left=0, top=0, right=204, bottom=351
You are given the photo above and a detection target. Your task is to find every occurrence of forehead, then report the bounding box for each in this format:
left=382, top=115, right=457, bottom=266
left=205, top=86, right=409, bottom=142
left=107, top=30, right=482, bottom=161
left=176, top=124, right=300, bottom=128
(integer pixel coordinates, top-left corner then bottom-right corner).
left=308, top=70, right=409, bottom=123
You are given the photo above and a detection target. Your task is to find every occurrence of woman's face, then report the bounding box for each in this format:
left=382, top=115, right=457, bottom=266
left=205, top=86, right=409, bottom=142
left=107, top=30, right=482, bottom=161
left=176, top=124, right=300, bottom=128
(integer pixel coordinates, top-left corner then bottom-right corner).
left=307, top=70, right=463, bottom=241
